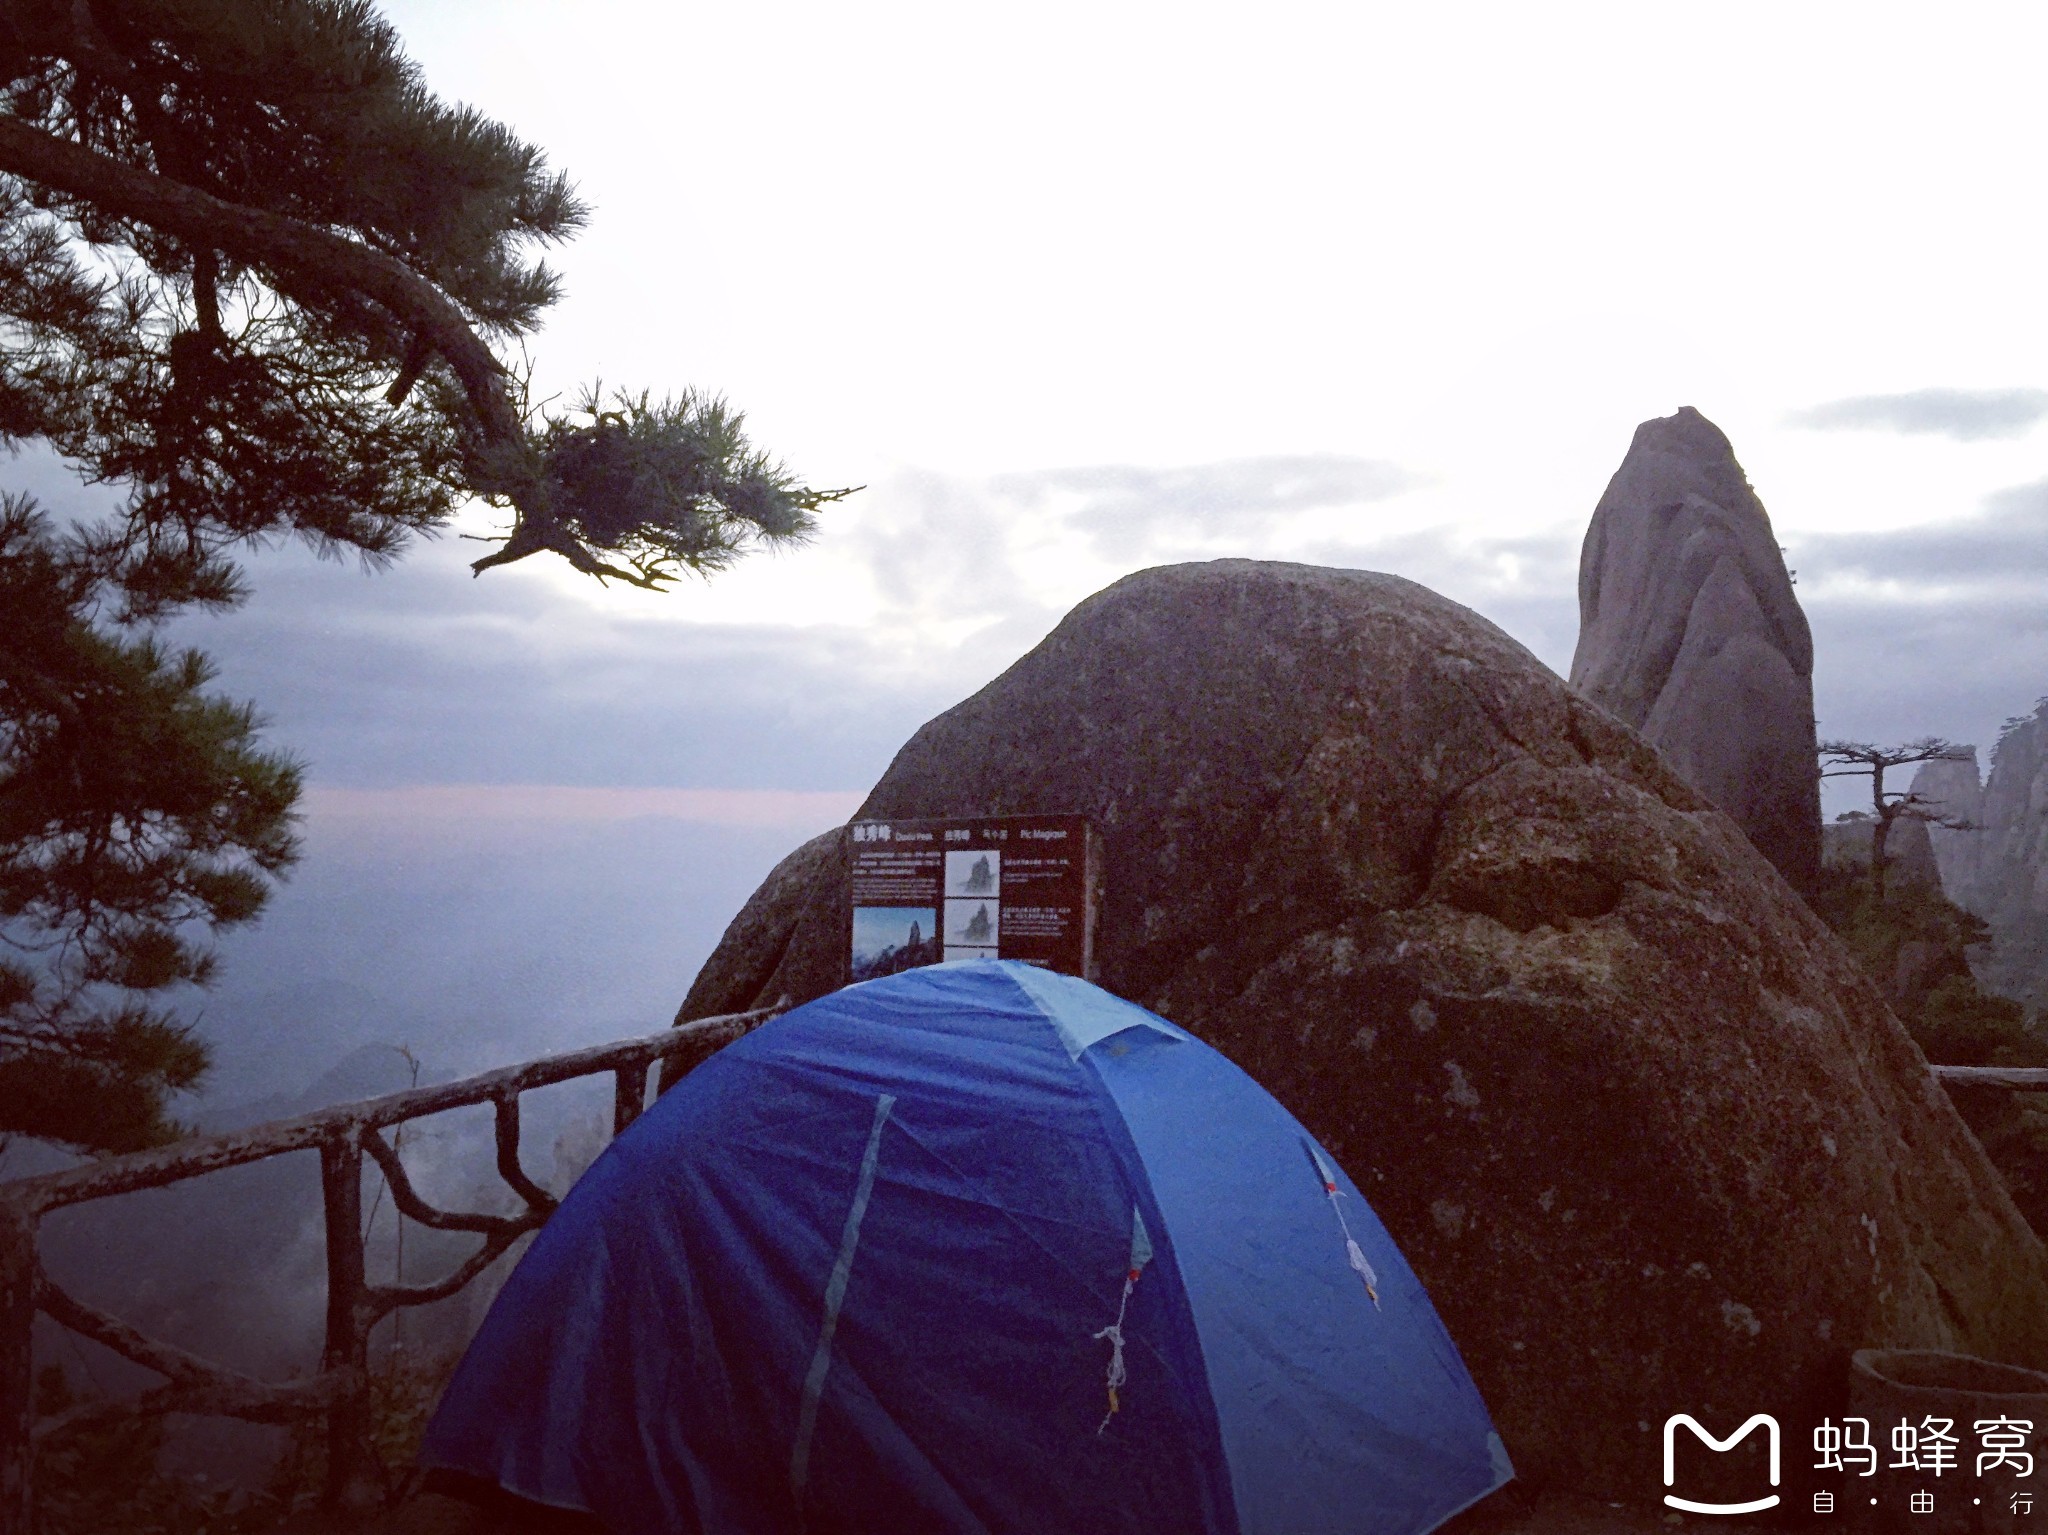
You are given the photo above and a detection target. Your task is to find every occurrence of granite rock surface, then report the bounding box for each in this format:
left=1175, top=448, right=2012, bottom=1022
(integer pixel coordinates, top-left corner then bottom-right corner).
left=1569, top=407, right=1821, bottom=894
left=679, top=559, right=2048, bottom=1500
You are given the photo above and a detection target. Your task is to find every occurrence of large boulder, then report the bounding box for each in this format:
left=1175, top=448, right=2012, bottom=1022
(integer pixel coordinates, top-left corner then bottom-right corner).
left=1569, top=407, right=1822, bottom=894
left=677, top=559, right=2048, bottom=1502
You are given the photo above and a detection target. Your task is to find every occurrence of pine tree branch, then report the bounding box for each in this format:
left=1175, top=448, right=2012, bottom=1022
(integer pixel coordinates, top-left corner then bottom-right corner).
left=383, top=331, right=430, bottom=405
left=0, top=111, right=562, bottom=559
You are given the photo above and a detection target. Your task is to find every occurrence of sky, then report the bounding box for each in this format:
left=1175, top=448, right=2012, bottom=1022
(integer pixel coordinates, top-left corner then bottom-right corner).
left=21, top=3, right=2048, bottom=1103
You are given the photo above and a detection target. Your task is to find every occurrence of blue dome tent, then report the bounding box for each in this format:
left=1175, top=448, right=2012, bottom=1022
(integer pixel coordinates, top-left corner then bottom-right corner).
left=423, top=961, right=1511, bottom=1534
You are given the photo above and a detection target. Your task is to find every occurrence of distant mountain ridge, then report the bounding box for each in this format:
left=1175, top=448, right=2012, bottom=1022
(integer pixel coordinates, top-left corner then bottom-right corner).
left=188, top=976, right=439, bottom=1109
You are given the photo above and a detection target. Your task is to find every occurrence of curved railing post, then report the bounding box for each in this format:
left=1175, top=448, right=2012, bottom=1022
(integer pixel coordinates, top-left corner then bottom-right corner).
left=320, top=1130, right=375, bottom=1508
left=614, top=1063, right=646, bottom=1137
left=0, top=1196, right=34, bottom=1535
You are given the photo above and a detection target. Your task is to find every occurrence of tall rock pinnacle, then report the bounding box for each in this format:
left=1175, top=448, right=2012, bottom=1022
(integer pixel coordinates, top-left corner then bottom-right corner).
left=1569, top=407, right=1821, bottom=893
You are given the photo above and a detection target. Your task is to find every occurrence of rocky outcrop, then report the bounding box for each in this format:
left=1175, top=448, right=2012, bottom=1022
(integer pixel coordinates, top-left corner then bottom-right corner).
left=1915, top=749, right=1988, bottom=898
left=679, top=559, right=2048, bottom=1502
left=1569, top=407, right=1822, bottom=893
left=1916, top=722, right=2048, bottom=1008
left=1820, top=820, right=1969, bottom=1013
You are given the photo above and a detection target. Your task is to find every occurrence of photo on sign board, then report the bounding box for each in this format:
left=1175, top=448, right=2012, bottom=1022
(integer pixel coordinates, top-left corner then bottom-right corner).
left=943, top=946, right=1000, bottom=964
left=851, top=906, right=941, bottom=982
left=945, top=899, right=1000, bottom=947
left=945, top=850, right=1001, bottom=898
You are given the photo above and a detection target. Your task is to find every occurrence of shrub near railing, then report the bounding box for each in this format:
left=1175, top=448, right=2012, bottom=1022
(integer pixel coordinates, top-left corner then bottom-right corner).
left=0, top=1005, right=779, bottom=1535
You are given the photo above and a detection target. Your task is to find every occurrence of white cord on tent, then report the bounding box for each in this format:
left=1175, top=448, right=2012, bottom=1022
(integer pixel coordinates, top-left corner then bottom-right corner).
left=1094, top=1275, right=1135, bottom=1436
left=1309, top=1143, right=1380, bottom=1308
left=1093, top=1205, right=1152, bottom=1435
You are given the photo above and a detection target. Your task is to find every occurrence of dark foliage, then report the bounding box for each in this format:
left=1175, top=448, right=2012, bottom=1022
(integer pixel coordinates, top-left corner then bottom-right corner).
left=0, top=493, right=299, bottom=1151
left=33, top=1349, right=459, bottom=1533
left=1808, top=864, right=2048, bottom=1236
left=538, top=389, right=835, bottom=581
left=34, top=1365, right=257, bottom=1535
left=1808, top=866, right=2038, bottom=1063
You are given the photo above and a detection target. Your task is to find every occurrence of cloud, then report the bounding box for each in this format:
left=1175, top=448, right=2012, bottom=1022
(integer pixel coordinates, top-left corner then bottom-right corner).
left=841, top=454, right=1420, bottom=618
left=1787, top=388, right=2048, bottom=441
left=306, top=784, right=865, bottom=830
left=791, top=454, right=1434, bottom=706
left=1795, top=480, right=2048, bottom=585
left=1790, top=486, right=2048, bottom=799
left=157, top=536, right=962, bottom=794
left=988, top=455, right=1421, bottom=562
left=841, top=466, right=1072, bottom=655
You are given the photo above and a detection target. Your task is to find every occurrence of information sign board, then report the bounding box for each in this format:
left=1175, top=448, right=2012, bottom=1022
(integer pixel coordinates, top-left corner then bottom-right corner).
left=848, top=814, right=1098, bottom=982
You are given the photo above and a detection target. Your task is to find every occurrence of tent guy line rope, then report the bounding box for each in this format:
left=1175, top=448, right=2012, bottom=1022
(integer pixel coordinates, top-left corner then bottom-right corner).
left=1094, top=1205, right=1154, bottom=1435
left=1093, top=1284, right=1133, bottom=1437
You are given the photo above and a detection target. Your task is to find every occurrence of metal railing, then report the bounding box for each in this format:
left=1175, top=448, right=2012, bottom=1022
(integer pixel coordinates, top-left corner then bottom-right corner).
left=0, top=1004, right=778, bottom=1534
left=1930, top=1065, right=2048, bottom=1089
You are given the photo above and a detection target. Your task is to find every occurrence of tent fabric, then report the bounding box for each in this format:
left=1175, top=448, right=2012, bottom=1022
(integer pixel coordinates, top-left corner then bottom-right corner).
left=422, top=961, right=1510, bottom=1534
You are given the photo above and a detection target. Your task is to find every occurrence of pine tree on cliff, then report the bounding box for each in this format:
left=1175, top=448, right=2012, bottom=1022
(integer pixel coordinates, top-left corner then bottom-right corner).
left=1819, top=738, right=1976, bottom=903
left=0, top=0, right=851, bottom=1152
